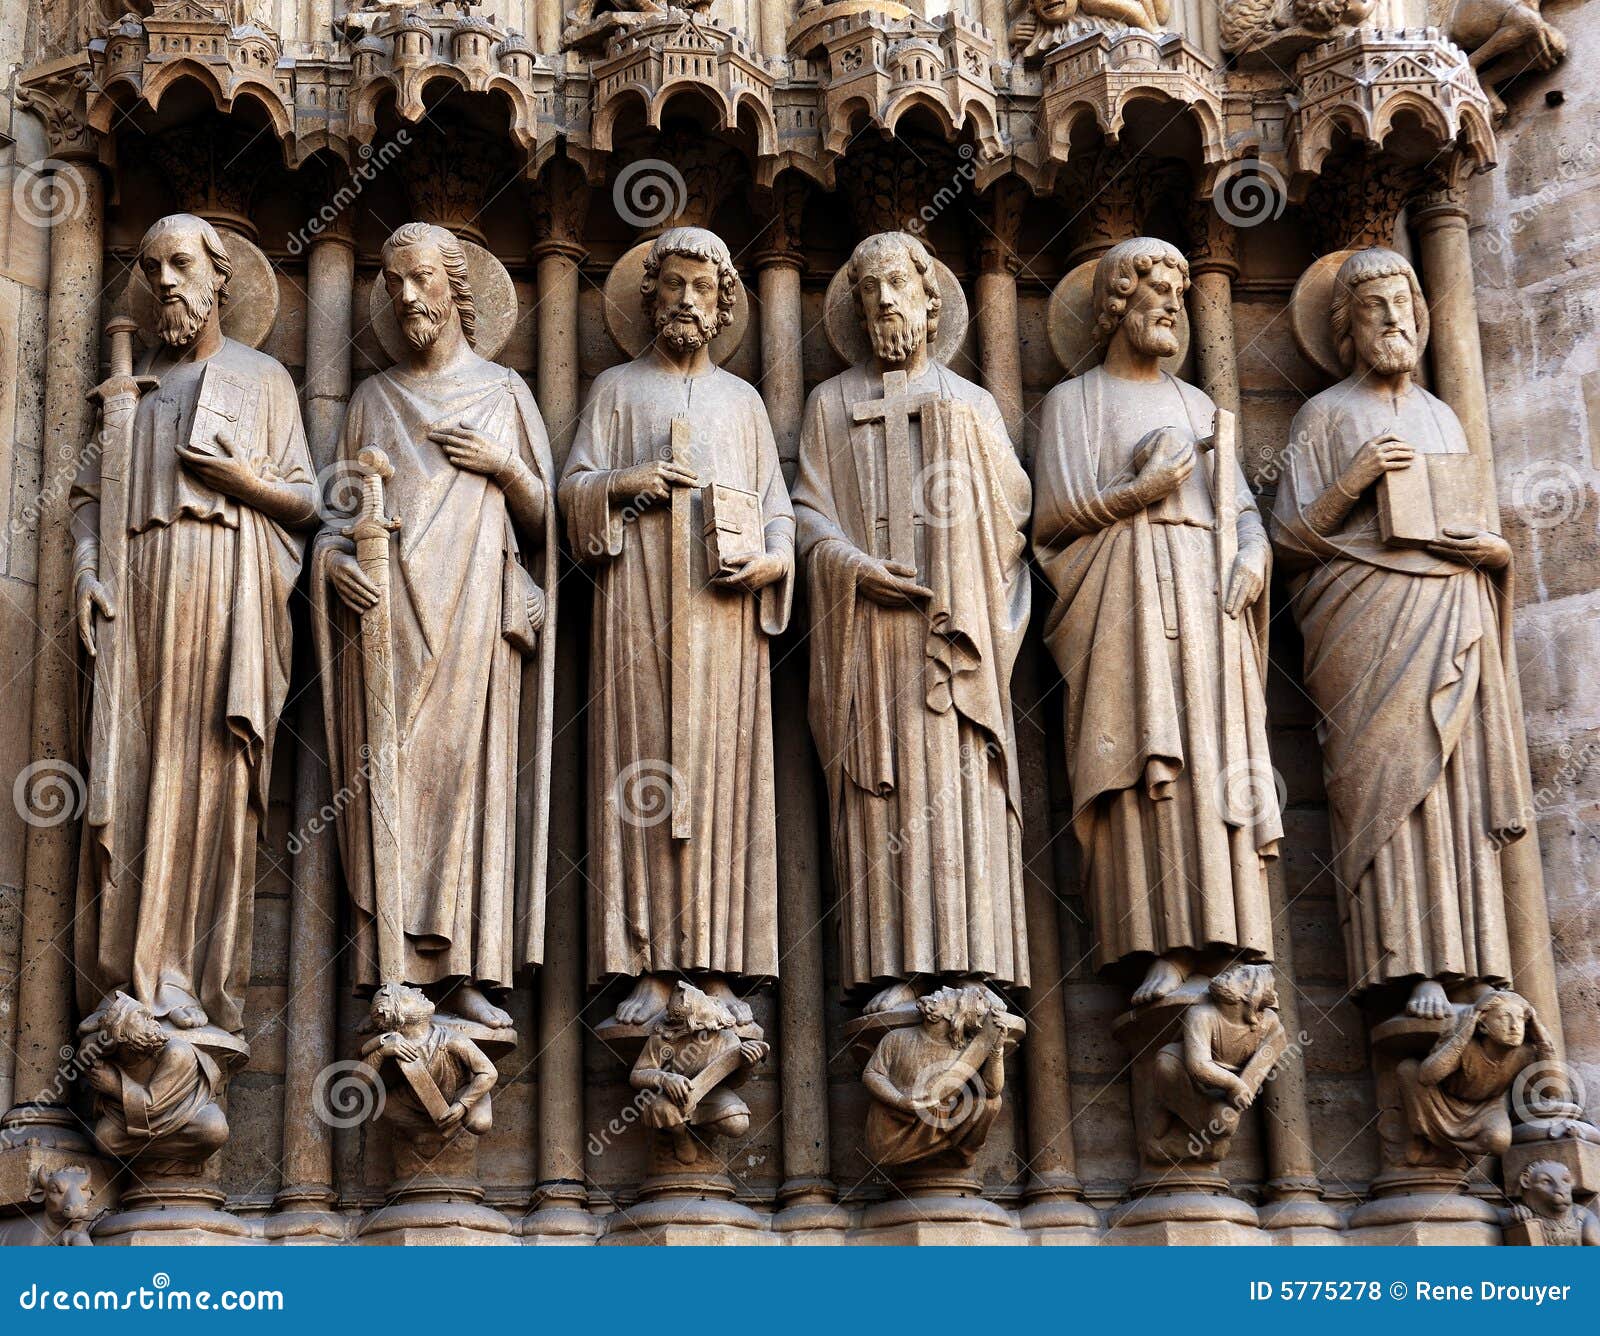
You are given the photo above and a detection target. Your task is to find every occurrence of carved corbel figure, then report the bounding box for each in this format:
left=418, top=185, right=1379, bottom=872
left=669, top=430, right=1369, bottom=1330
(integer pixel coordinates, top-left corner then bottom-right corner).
left=28, top=1166, right=99, bottom=1246
left=1505, top=1160, right=1600, bottom=1246
left=358, top=984, right=499, bottom=1142
left=1218, top=0, right=1373, bottom=61
left=1008, top=0, right=1170, bottom=59
left=78, top=993, right=230, bottom=1174
left=1449, top=0, right=1566, bottom=121
left=629, top=982, right=769, bottom=1166
left=861, top=984, right=1022, bottom=1173
left=1140, top=965, right=1286, bottom=1165
left=1392, top=991, right=1552, bottom=1165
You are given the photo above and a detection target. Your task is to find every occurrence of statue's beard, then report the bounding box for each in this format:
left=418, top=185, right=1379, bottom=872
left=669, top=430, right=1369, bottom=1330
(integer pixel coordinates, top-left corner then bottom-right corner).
left=868, top=310, right=927, bottom=363
left=654, top=305, right=717, bottom=352
left=400, top=298, right=452, bottom=350
left=1363, top=330, right=1417, bottom=375
left=1124, top=311, right=1179, bottom=360
left=155, top=285, right=216, bottom=348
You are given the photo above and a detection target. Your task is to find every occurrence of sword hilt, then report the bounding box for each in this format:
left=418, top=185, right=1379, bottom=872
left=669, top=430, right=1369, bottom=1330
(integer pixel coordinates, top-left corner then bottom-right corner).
left=344, top=446, right=401, bottom=543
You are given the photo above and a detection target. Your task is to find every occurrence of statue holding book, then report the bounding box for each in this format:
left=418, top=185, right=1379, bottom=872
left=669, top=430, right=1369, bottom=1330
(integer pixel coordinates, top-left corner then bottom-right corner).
left=1271, top=247, right=1528, bottom=1021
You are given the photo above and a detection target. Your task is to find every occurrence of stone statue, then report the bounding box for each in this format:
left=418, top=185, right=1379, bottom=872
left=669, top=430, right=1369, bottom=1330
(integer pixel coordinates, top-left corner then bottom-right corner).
left=794, top=231, right=1031, bottom=1014
left=1507, top=1160, right=1600, bottom=1245
left=562, top=226, right=793, bottom=1028
left=1271, top=248, right=1528, bottom=1022
left=1140, top=965, right=1285, bottom=1164
left=628, top=981, right=769, bottom=1165
left=1218, top=0, right=1373, bottom=59
left=1393, top=990, right=1553, bottom=1165
left=1448, top=0, right=1566, bottom=121
left=861, top=984, right=1021, bottom=1171
left=312, top=222, right=558, bottom=1029
left=1033, top=236, right=1279, bottom=1007
left=78, top=993, right=230, bottom=1172
left=358, top=984, right=499, bottom=1140
left=1009, top=0, right=1170, bottom=58
left=70, top=212, right=316, bottom=1038
left=28, top=1166, right=98, bottom=1246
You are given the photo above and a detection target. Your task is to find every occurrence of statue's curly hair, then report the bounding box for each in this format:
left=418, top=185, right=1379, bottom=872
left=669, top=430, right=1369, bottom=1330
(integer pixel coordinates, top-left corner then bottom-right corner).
left=381, top=222, right=478, bottom=347
left=640, top=226, right=739, bottom=335
left=1091, top=237, right=1189, bottom=348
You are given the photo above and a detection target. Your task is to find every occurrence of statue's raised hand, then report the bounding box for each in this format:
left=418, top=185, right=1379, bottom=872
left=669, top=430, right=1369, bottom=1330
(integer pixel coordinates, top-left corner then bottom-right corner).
left=430, top=420, right=515, bottom=480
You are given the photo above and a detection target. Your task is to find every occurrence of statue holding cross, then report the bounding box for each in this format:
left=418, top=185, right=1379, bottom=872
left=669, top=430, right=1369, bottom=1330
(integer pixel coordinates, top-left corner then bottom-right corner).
left=794, top=231, right=1033, bottom=1016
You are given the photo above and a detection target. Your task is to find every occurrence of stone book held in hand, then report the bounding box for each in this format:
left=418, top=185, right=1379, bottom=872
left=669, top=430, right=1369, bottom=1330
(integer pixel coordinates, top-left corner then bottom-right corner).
left=1377, top=453, right=1495, bottom=547
left=701, top=481, right=764, bottom=576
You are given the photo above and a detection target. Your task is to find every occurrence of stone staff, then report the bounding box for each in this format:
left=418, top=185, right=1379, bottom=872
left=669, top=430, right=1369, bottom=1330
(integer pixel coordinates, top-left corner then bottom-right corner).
left=344, top=445, right=406, bottom=983
left=1201, top=407, right=1242, bottom=756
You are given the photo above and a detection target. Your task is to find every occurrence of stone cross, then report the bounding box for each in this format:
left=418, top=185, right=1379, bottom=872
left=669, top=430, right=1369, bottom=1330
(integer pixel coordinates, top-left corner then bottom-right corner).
left=851, top=370, right=934, bottom=571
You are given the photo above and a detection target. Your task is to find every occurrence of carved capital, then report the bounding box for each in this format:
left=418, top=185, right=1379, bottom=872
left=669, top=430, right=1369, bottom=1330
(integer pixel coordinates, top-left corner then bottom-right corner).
left=531, top=159, right=591, bottom=261
left=400, top=120, right=507, bottom=248
left=1184, top=199, right=1239, bottom=279
left=1060, top=144, right=1184, bottom=263
left=837, top=135, right=965, bottom=239
left=754, top=174, right=809, bottom=271
left=1302, top=150, right=1419, bottom=253
left=16, top=59, right=100, bottom=161
left=975, top=178, right=1028, bottom=277
left=614, top=129, right=744, bottom=237
left=137, top=124, right=276, bottom=239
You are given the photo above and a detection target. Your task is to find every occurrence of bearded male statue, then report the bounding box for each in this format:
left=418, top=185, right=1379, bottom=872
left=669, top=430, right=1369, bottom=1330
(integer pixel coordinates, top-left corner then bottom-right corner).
left=1032, top=236, right=1280, bottom=1007
left=793, top=230, right=1032, bottom=1015
left=562, top=226, right=793, bottom=1027
left=1271, top=247, right=1528, bottom=1020
left=312, top=222, right=558, bottom=1027
left=71, top=212, right=316, bottom=1036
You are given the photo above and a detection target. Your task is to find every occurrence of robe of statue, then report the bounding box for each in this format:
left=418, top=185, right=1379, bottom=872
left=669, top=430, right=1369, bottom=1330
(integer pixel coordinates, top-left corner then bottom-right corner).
left=1271, top=379, right=1526, bottom=992
left=71, top=338, right=312, bottom=1034
left=793, top=364, right=1031, bottom=993
left=311, top=354, right=557, bottom=990
left=562, top=347, right=794, bottom=986
left=1032, top=367, right=1279, bottom=972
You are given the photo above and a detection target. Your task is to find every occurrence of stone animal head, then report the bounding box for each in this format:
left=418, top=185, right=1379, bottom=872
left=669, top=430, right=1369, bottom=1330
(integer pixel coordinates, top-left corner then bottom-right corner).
left=641, top=226, right=738, bottom=353
left=847, top=231, right=942, bottom=365
left=1091, top=236, right=1188, bottom=358
left=917, top=984, right=999, bottom=1045
left=29, top=1164, right=96, bottom=1245
left=138, top=212, right=232, bottom=350
left=1209, top=963, right=1278, bottom=1022
left=659, top=980, right=738, bottom=1038
left=1519, top=1159, right=1577, bottom=1218
left=1330, top=247, right=1430, bottom=376
left=368, top=982, right=436, bottom=1035
left=381, top=221, right=477, bottom=351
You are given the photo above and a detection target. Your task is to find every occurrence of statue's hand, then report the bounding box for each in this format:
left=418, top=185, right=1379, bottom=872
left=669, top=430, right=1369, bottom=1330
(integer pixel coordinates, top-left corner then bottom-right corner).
left=430, top=421, right=515, bottom=480
left=712, top=550, right=787, bottom=595
left=437, top=1101, right=466, bottom=1133
left=1132, top=427, right=1195, bottom=501
left=1223, top=551, right=1265, bottom=619
left=1227, top=1078, right=1254, bottom=1112
left=175, top=428, right=259, bottom=500
left=657, top=1072, right=692, bottom=1107
left=855, top=555, right=932, bottom=608
left=1342, top=433, right=1414, bottom=495
left=1426, top=527, right=1511, bottom=571
left=74, top=571, right=115, bottom=658
left=738, top=1040, right=769, bottom=1066
left=1510, top=1202, right=1534, bottom=1223
left=328, top=551, right=380, bottom=615
left=608, top=459, right=699, bottom=506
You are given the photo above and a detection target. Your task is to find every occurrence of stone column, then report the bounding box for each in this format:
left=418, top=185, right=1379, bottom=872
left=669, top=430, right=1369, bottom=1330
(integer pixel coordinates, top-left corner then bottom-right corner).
left=526, top=161, right=595, bottom=1238
left=974, top=181, right=1027, bottom=448
left=1, top=158, right=103, bottom=1151
left=758, top=0, right=790, bottom=56
left=1184, top=210, right=1240, bottom=418
left=270, top=221, right=354, bottom=1238
left=1412, top=180, right=1566, bottom=1061
left=756, top=178, right=808, bottom=473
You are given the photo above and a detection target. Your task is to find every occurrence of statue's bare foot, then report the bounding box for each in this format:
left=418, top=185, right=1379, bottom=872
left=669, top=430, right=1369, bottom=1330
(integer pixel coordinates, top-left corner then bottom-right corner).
left=1131, top=956, right=1186, bottom=1007
left=703, top=977, right=753, bottom=1025
left=1406, top=979, right=1451, bottom=1020
left=864, top=979, right=919, bottom=1015
left=450, top=983, right=513, bottom=1029
left=155, top=981, right=207, bottom=1029
left=615, top=974, right=673, bottom=1026
left=167, top=1004, right=208, bottom=1029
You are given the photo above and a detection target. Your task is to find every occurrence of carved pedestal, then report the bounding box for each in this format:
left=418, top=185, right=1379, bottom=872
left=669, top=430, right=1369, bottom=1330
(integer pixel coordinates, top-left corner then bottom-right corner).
left=1345, top=1015, right=1501, bottom=1244
left=1106, top=982, right=1266, bottom=1244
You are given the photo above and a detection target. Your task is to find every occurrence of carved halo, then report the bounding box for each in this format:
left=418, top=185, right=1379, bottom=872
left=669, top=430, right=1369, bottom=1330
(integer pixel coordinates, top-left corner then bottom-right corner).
left=1047, top=256, right=1190, bottom=378
left=823, top=254, right=969, bottom=367
left=1289, top=248, right=1359, bottom=380
left=126, top=229, right=280, bottom=351
left=368, top=238, right=518, bottom=365
left=601, top=238, right=751, bottom=365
